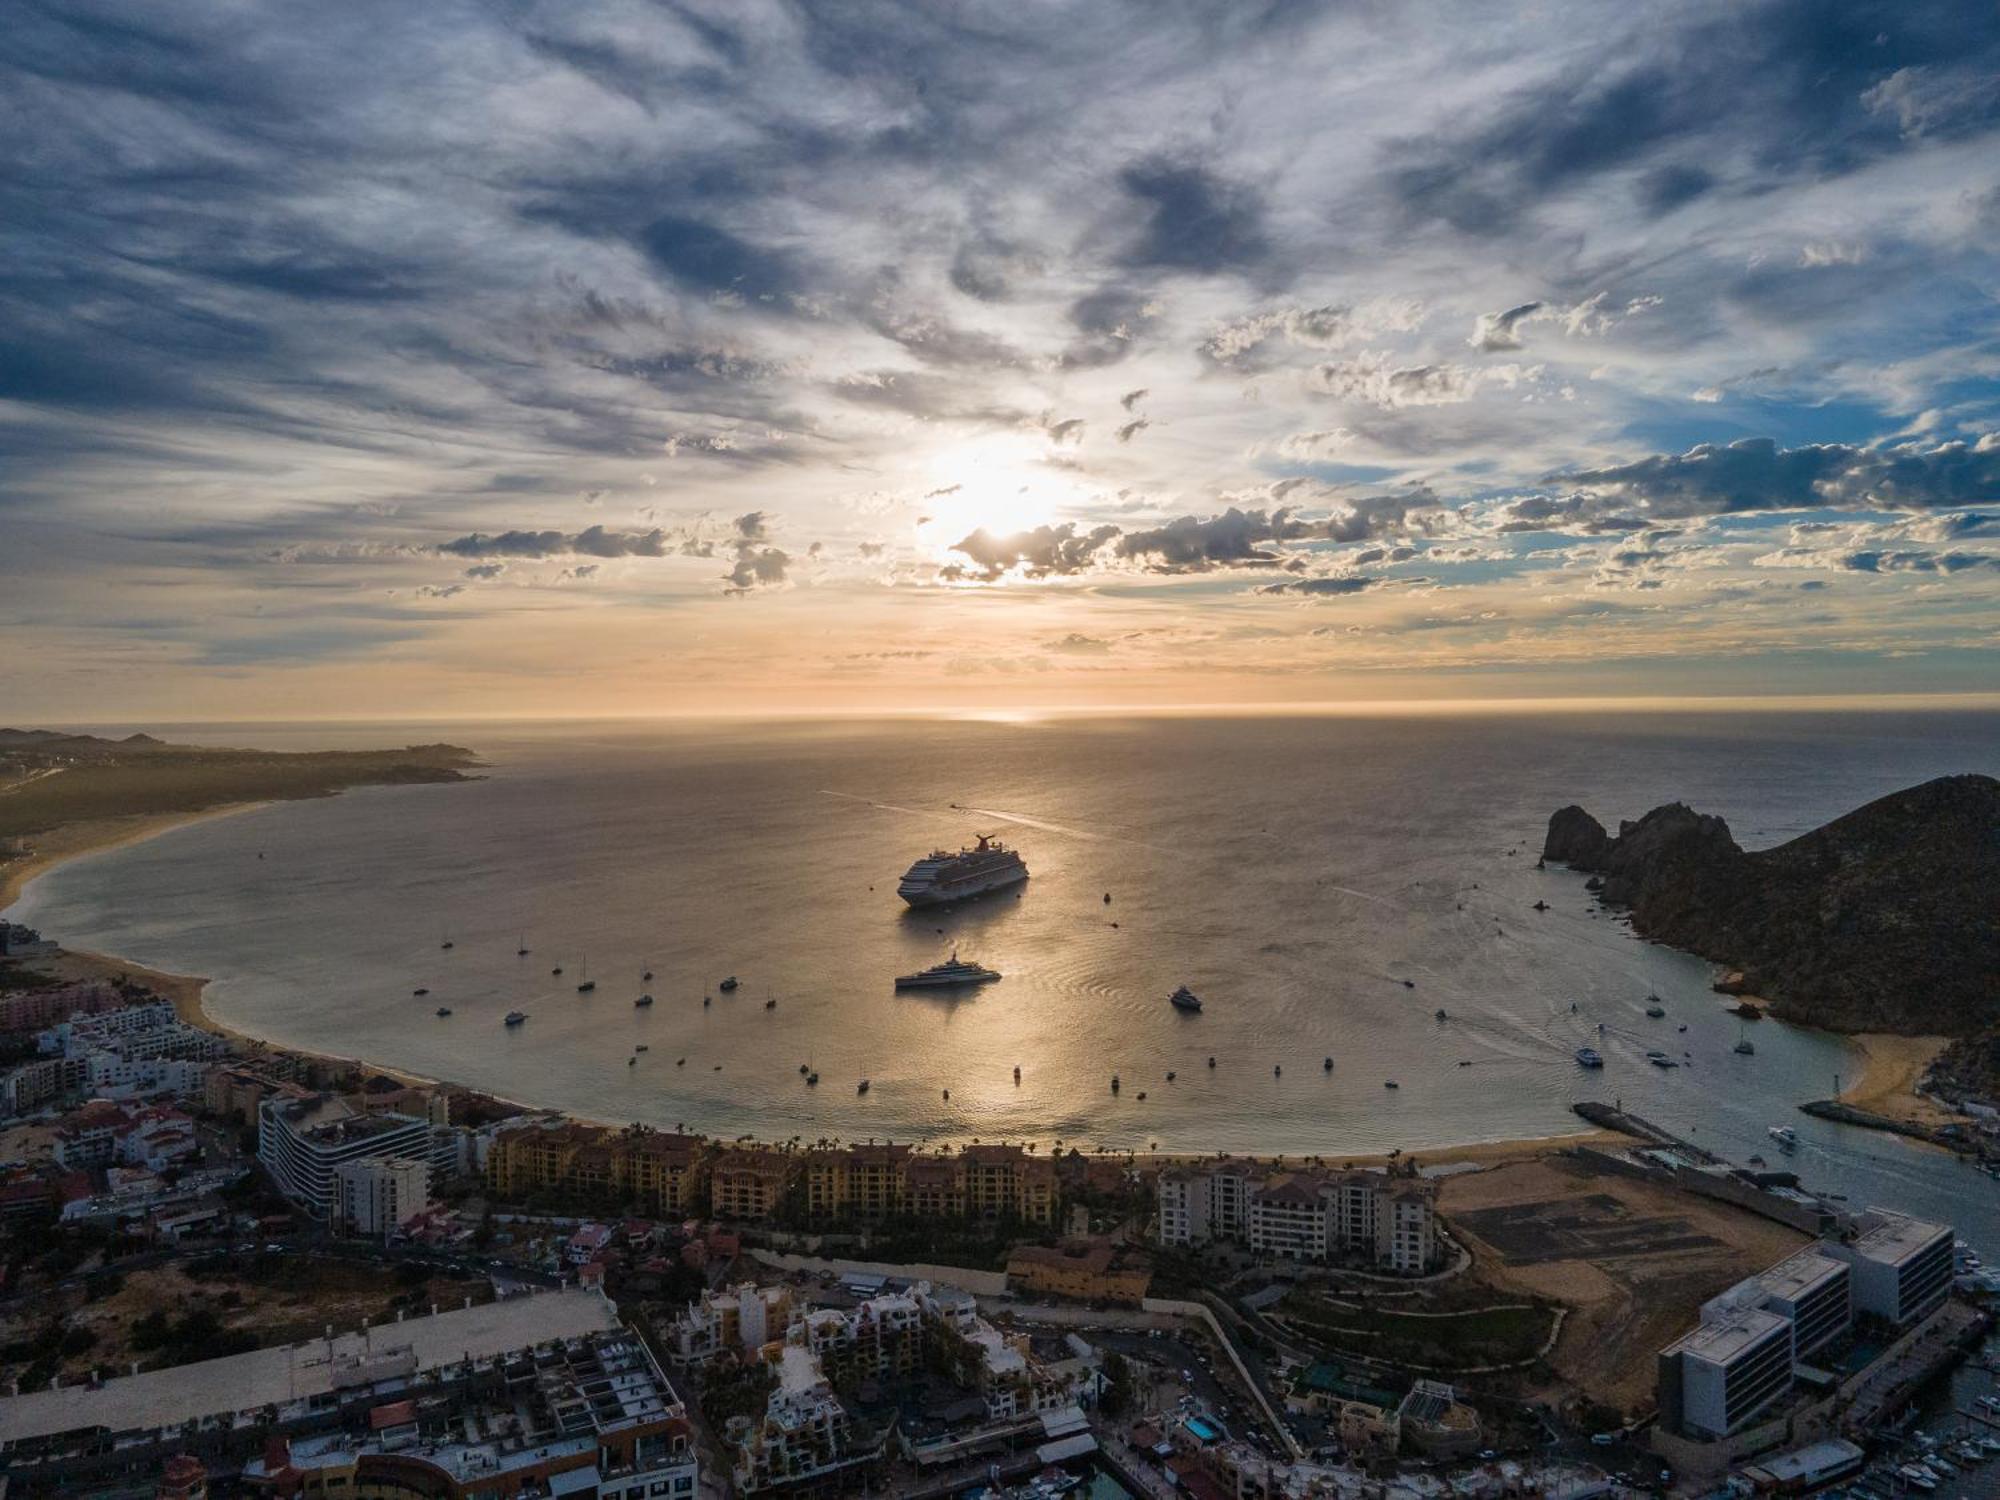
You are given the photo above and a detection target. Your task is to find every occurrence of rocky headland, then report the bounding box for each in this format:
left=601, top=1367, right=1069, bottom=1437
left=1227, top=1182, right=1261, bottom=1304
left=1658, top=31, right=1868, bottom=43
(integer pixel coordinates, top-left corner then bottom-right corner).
left=1541, top=774, right=1999, bottom=1041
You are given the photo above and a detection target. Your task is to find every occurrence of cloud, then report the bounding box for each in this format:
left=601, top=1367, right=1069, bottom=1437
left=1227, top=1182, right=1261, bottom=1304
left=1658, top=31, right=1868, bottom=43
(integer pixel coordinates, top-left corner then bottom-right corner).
left=438, top=526, right=669, bottom=559
left=1259, top=574, right=1398, bottom=596
left=1861, top=64, right=2000, bottom=140
left=1116, top=418, right=1150, bottom=443
left=1308, top=354, right=1539, bottom=409
left=1201, top=300, right=1425, bottom=367
left=734, top=511, right=772, bottom=543
left=1117, top=159, right=1270, bottom=276
left=1120, top=389, right=1149, bottom=411
left=1044, top=632, right=1111, bottom=653
left=1042, top=415, right=1086, bottom=446
left=1275, top=429, right=1355, bottom=460
left=1469, top=302, right=1544, bottom=352
left=462, top=563, right=506, bottom=579
left=416, top=583, right=465, bottom=599
left=943, top=522, right=1121, bottom=582
left=724, top=547, right=792, bottom=591
left=1561, top=436, right=2000, bottom=518
left=1116, top=507, right=1315, bottom=571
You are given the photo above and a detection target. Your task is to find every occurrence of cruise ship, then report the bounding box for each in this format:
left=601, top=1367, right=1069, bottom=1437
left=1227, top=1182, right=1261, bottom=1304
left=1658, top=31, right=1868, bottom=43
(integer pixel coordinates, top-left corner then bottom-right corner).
left=894, top=953, right=1002, bottom=989
left=897, top=834, right=1029, bottom=907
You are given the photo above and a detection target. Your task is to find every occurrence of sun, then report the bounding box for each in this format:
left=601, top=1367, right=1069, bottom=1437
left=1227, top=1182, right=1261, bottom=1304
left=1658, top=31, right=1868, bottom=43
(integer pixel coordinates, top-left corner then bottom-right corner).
left=913, top=434, right=1079, bottom=552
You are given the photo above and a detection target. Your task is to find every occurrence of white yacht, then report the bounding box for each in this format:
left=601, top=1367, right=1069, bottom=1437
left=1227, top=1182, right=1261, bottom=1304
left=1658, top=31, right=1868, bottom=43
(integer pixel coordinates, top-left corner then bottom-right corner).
left=895, top=952, right=1002, bottom=989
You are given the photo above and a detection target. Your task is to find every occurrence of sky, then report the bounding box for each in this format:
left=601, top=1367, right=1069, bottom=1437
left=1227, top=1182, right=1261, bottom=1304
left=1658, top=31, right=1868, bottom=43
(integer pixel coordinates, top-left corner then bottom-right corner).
left=4, top=0, right=2000, bottom=720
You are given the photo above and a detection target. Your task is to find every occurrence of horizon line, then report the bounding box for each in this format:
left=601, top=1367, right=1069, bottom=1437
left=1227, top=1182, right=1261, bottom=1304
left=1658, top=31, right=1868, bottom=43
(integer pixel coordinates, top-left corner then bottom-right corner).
left=23, top=690, right=2000, bottom=730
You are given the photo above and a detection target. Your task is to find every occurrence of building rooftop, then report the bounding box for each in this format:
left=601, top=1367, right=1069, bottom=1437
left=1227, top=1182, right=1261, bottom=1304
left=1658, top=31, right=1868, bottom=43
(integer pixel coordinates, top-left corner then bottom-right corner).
left=0, top=1287, right=622, bottom=1445
left=1666, top=1306, right=1789, bottom=1364
left=1758, top=1248, right=1848, bottom=1303
left=1851, top=1211, right=1951, bottom=1265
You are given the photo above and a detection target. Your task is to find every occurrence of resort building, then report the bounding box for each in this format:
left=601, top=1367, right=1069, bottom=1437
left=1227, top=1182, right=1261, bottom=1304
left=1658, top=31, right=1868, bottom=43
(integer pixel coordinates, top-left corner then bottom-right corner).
left=1825, top=1210, right=1954, bottom=1328
left=258, top=1092, right=436, bottom=1221
left=804, top=1141, right=911, bottom=1219
left=332, top=1153, right=431, bottom=1237
left=1159, top=1162, right=1440, bottom=1273
left=710, top=1147, right=797, bottom=1221
left=483, top=1118, right=707, bottom=1217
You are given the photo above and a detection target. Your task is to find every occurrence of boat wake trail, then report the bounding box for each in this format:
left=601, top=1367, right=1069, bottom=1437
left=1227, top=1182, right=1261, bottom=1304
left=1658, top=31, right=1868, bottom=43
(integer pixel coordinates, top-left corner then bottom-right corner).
left=818, top=790, right=938, bottom=819
left=953, top=805, right=1166, bottom=852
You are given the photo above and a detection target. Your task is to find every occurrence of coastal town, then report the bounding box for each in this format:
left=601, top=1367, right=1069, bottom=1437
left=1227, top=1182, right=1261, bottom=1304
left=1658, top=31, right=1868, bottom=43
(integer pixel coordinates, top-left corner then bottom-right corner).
left=4, top=912, right=1999, bottom=1500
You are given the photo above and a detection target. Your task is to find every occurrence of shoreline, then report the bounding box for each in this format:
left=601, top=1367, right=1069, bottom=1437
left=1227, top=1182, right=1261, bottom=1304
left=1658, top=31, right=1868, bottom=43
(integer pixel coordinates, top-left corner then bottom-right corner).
left=0, top=804, right=1900, bottom=1170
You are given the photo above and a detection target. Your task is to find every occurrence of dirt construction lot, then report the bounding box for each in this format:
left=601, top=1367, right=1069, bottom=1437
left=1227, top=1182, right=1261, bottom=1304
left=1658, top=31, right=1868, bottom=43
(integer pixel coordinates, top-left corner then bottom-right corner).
left=1439, top=1153, right=1806, bottom=1414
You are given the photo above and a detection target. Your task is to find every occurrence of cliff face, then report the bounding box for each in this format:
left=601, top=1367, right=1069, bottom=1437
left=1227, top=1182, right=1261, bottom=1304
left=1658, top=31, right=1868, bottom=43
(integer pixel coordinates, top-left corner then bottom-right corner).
left=1542, top=774, right=2000, bottom=1036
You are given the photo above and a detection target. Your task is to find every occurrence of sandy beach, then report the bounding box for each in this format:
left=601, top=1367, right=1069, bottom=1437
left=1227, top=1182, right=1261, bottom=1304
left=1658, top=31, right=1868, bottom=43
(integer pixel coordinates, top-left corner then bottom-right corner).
left=1837, top=1031, right=1960, bottom=1125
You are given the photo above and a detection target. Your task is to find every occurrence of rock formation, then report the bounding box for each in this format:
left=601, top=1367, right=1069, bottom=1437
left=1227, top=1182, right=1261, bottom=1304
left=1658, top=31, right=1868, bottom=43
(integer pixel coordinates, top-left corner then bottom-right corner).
left=1542, top=774, right=2000, bottom=1036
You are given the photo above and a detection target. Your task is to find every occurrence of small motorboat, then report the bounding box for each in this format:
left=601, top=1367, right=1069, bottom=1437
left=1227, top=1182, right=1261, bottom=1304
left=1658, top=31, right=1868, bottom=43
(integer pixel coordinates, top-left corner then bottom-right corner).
left=1323, top=1056, right=1333, bottom=1071
left=505, top=1011, right=527, bottom=1026
left=1575, top=1047, right=1604, bottom=1068
left=1273, top=1063, right=1282, bottom=1076
left=807, top=1071, right=818, bottom=1085
left=1769, top=1125, right=1799, bottom=1149
left=676, top=1057, right=685, bottom=1066
left=441, top=940, right=453, bottom=950
left=1645, top=1049, right=1677, bottom=1067
left=703, top=996, right=711, bottom=1007
left=1169, top=985, right=1203, bottom=1012
left=1384, top=1080, right=1400, bottom=1089
left=1166, top=1070, right=1176, bottom=1081
left=1111, top=1075, right=1121, bottom=1092
left=799, top=1063, right=810, bottom=1074
left=719, top=976, right=740, bottom=991
left=413, top=987, right=429, bottom=997
left=1532, top=900, right=1549, bottom=911
left=642, top=968, right=654, bottom=982
left=1677, top=1023, right=1688, bottom=1032
left=942, top=1088, right=950, bottom=1101
left=628, top=1056, right=636, bottom=1066
left=1013, top=1065, right=1021, bottom=1084
left=577, top=980, right=596, bottom=994
left=551, top=966, right=563, bottom=976
left=636, top=994, right=653, bottom=1007
left=435, top=1006, right=452, bottom=1017
left=1434, top=1008, right=1448, bottom=1021
left=1136, top=1091, right=1148, bottom=1101
left=1207, top=1056, right=1216, bottom=1067
left=857, top=1079, right=870, bottom=1094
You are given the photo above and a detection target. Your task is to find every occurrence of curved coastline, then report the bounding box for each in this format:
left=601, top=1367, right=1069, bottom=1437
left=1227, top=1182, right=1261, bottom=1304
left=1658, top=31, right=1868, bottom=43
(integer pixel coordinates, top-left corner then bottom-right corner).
left=4, top=802, right=1929, bottom=1164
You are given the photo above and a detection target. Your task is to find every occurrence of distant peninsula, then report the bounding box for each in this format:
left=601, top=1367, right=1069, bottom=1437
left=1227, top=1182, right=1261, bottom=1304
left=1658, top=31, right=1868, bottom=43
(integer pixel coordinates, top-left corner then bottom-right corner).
left=1542, top=774, right=2000, bottom=1038
left=0, top=728, right=478, bottom=908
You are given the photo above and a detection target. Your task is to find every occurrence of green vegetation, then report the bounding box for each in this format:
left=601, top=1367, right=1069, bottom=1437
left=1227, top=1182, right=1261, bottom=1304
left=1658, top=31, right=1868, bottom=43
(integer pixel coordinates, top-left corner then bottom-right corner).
left=1281, top=1290, right=1556, bottom=1370
left=699, top=1355, right=778, bottom=1428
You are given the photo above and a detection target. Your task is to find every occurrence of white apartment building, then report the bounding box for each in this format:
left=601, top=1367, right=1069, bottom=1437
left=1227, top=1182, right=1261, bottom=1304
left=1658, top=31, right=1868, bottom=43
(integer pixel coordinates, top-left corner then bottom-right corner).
left=334, top=1153, right=432, bottom=1236
left=1826, top=1211, right=1954, bottom=1328
left=259, top=1093, right=436, bottom=1221
left=1664, top=1306, right=1795, bottom=1439
left=1160, top=1163, right=1440, bottom=1273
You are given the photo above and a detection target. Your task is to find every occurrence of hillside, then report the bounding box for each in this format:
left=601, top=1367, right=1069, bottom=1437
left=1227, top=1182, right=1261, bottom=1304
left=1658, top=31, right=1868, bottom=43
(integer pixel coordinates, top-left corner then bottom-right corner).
left=1541, top=775, right=2000, bottom=1036
left=0, top=729, right=478, bottom=845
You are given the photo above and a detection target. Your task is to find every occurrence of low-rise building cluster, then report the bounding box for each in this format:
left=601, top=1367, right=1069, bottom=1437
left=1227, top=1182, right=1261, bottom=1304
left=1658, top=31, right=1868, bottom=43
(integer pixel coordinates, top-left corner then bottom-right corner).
left=673, top=1279, right=1097, bottom=1493
left=1157, top=1159, right=1441, bottom=1273
left=0, top=1285, right=697, bottom=1500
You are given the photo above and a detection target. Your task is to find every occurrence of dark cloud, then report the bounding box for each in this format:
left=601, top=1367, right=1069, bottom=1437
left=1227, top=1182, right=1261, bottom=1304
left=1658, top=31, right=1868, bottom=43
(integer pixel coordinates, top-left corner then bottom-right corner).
left=438, top=526, right=669, bottom=559
left=724, top=546, right=791, bottom=591
left=942, top=522, right=1120, bottom=581
left=1561, top=436, right=2000, bottom=518
left=1116, top=158, right=1270, bottom=276
left=1258, top=574, right=1389, bottom=596
left=1044, top=632, right=1111, bottom=653
left=462, top=563, right=506, bottom=579
left=1116, top=418, right=1150, bottom=443
left=639, top=214, right=799, bottom=303
left=1116, top=507, right=1314, bottom=571
left=1120, top=389, right=1149, bottom=411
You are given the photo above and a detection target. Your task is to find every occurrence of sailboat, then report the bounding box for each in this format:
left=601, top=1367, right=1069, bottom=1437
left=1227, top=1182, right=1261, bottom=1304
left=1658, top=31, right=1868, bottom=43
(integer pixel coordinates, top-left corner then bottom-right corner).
left=1734, top=1020, right=1756, bottom=1056
left=517, top=934, right=531, bottom=956
left=576, top=953, right=596, bottom=994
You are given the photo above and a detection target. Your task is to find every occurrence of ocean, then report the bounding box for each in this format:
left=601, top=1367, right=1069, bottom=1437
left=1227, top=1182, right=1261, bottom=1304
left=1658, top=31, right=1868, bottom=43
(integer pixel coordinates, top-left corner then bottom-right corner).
left=11, top=710, right=2000, bottom=1240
